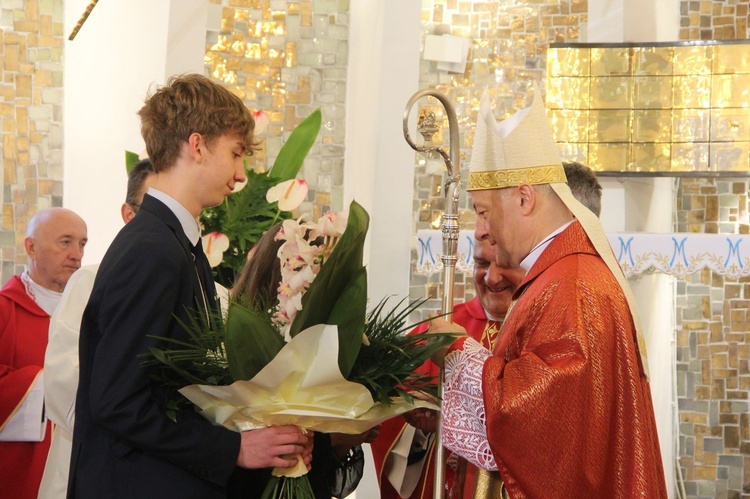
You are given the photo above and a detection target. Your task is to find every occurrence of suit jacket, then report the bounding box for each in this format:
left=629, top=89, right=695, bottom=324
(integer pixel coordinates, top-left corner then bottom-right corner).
left=68, top=194, right=240, bottom=498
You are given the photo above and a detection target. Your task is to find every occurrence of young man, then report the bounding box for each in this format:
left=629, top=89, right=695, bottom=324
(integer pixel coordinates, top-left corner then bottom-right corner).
left=68, top=74, right=311, bottom=499
left=0, top=208, right=87, bottom=499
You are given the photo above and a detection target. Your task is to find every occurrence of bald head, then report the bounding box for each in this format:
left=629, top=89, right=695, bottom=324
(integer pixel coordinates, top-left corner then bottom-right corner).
left=25, top=208, right=88, bottom=292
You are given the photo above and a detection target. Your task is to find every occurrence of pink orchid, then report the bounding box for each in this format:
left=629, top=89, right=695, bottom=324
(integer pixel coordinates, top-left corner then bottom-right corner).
left=201, top=232, right=230, bottom=268
left=311, top=210, right=349, bottom=239
left=285, top=265, right=315, bottom=293
left=253, top=110, right=269, bottom=135
left=276, top=217, right=312, bottom=242
left=266, top=179, right=309, bottom=212
left=271, top=209, right=348, bottom=341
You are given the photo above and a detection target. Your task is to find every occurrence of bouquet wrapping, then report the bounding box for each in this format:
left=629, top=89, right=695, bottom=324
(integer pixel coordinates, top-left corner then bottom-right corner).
left=148, top=200, right=453, bottom=498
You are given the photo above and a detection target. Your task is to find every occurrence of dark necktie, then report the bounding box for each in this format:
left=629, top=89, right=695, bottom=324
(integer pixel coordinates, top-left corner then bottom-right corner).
left=191, top=240, right=219, bottom=326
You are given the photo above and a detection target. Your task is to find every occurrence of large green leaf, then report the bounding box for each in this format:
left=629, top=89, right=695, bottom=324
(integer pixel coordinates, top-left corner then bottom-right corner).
left=269, top=108, right=321, bottom=181
left=125, top=150, right=140, bottom=173
left=326, top=266, right=367, bottom=378
left=225, top=303, right=285, bottom=381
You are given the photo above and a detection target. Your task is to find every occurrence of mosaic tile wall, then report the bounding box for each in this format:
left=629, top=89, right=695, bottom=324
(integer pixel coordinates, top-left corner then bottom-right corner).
left=204, top=0, right=349, bottom=223
left=0, top=0, right=64, bottom=286
left=410, top=0, right=588, bottom=318
left=675, top=179, right=750, bottom=499
left=679, top=0, right=750, bottom=41
left=677, top=3, right=750, bottom=497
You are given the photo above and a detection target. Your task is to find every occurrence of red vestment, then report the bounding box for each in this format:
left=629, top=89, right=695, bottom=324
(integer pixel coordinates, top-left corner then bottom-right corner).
left=442, top=222, right=667, bottom=498
left=0, top=275, right=52, bottom=499
left=371, top=297, right=501, bottom=498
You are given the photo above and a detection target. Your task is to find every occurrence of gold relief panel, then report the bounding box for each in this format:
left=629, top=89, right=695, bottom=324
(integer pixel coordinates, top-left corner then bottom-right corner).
left=634, top=47, right=673, bottom=75
left=558, top=142, right=588, bottom=164
left=549, top=109, right=589, bottom=143
left=711, top=143, right=750, bottom=172
left=673, top=75, right=711, bottom=109
left=547, top=47, right=590, bottom=77
left=590, top=47, right=631, bottom=76
left=590, top=77, right=633, bottom=109
left=245, top=42, right=262, bottom=60
left=589, top=143, right=631, bottom=171
left=632, top=76, right=672, bottom=109
left=234, top=8, right=249, bottom=21
left=589, top=109, right=631, bottom=142
left=713, top=44, right=750, bottom=74
left=712, top=74, right=750, bottom=108
left=673, top=109, right=711, bottom=142
left=545, top=76, right=588, bottom=109
left=674, top=45, right=714, bottom=75
left=711, top=109, right=750, bottom=142
left=672, top=143, right=710, bottom=171
left=285, top=42, right=297, bottom=67
left=300, top=1, right=312, bottom=27
left=633, top=142, right=671, bottom=172
left=244, top=61, right=270, bottom=77
left=222, top=7, right=235, bottom=30
left=633, top=109, right=672, bottom=142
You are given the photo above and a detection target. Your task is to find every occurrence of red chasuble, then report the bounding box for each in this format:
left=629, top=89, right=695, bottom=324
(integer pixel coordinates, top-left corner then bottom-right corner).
left=0, top=275, right=52, bottom=499
left=442, top=222, right=667, bottom=499
left=372, top=297, right=501, bottom=498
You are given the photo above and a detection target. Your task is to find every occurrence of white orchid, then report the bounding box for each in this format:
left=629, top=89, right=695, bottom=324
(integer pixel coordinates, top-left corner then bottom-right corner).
left=253, top=109, right=269, bottom=135
left=266, top=179, right=309, bottom=212
left=271, top=210, right=349, bottom=340
left=201, top=232, right=230, bottom=268
left=310, top=209, right=348, bottom=239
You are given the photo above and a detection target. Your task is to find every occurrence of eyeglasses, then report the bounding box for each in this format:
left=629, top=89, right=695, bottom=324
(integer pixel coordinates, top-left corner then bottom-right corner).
left=129, top=202, right=141, bottom=211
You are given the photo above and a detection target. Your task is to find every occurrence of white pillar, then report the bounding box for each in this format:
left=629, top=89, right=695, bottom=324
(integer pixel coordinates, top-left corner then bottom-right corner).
left=63, top=0, right=207, bottom=264
left=344, top=2, right=421, bottom=497
left=345, top=0, right=421, bottom=301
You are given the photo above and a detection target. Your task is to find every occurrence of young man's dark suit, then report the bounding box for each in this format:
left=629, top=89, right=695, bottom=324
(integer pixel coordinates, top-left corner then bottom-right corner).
left=68, top=194, right=239, bottom=498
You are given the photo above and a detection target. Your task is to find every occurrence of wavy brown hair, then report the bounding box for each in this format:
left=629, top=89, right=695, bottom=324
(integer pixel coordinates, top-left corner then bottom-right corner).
left=138, top=74, right=254, bottom=173
left=232, top=224, right=283, bottom=312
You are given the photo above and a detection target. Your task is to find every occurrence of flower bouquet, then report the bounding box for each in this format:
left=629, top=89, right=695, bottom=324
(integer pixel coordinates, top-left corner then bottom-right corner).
left=144, top=200, right=455, bottom=498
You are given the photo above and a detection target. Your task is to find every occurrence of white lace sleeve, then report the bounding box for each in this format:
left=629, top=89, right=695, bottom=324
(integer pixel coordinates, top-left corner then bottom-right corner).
left=441, top=338, right=498, bottom=471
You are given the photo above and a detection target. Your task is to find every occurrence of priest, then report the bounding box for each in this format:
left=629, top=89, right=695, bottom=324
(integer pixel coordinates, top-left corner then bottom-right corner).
left=0, top=208, right=88, bottom=499
left=429, top=86, right=668, bottom=498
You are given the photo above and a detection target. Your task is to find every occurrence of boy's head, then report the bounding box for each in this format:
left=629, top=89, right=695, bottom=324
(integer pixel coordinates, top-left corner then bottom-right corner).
left=138, top=74, right=255, bottom=173
left=121, top=158, right=157, bottom=223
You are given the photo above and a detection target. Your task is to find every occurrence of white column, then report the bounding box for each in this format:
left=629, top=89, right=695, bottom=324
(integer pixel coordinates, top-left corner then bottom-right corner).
left=63, top=0, right=207, bottom=264
left=345, top=0, right=421, bottom=301
left=587, top=0, right=625, bottom=42
left=344, top=2, right=421, bottom=497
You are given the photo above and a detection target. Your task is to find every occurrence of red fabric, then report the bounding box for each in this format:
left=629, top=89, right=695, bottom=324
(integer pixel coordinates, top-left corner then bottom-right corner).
left=371, top=298, right=498, bottom=498
left=483, top=222, right=667, bottom=498
left=0, top=275, right=52, bottom=499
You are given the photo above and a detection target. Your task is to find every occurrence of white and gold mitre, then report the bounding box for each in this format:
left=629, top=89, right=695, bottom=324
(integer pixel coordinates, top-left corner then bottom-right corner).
left=467, top=84, right=651, bottom=378
left=467, top=85, right=566, bottom=191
